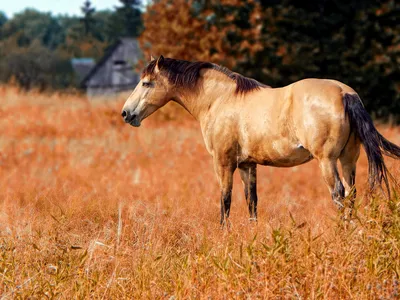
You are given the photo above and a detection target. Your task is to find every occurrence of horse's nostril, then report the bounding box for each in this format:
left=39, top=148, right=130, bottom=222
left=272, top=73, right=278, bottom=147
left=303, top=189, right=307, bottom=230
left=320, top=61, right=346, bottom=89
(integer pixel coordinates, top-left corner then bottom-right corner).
left=121, top=110, right=127, bottom=118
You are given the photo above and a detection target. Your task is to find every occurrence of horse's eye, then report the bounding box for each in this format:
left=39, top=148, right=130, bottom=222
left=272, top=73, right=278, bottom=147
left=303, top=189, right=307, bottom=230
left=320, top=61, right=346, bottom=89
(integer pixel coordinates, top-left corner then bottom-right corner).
left=142, top=82, right=151, bottom=87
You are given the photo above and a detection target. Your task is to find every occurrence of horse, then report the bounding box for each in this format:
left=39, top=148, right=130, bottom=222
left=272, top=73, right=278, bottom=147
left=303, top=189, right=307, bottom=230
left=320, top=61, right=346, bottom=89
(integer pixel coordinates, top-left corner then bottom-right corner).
left=121, top=56, right=400, bottom=224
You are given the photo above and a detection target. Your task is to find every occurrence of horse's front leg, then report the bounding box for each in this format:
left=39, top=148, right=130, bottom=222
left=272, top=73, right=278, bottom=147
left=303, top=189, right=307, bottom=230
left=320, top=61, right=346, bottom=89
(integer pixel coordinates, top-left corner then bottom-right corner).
left=239, top=164, right=258, bottom=221
left=213, top=158, right=235, bottom=226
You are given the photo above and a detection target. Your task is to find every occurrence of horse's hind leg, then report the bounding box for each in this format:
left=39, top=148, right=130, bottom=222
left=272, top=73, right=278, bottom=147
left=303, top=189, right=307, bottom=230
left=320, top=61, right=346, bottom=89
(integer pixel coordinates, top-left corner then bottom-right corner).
left=239, top=164, right=258, bottom=221
left=319, top=158, right=345, bottom=210
left=339, top=134, right=361, bottom=212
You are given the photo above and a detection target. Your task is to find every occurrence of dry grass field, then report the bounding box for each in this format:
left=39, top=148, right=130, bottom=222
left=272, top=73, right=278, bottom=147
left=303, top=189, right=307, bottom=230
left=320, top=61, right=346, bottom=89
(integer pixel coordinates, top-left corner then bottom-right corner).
left=1, top=85, right=400, bottom=299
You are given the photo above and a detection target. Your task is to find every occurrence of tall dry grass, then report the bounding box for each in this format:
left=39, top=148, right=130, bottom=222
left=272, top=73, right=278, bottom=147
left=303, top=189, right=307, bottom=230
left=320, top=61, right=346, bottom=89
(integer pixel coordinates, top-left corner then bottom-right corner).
left=0, top=85, right=400, bottom=299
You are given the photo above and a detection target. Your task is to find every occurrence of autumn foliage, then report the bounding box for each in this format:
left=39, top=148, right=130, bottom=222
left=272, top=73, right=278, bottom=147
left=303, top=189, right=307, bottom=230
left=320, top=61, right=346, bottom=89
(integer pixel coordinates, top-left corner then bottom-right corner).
left=140, top=0, right=261, bottom=68
left=140, top=0, right=400, bottom=120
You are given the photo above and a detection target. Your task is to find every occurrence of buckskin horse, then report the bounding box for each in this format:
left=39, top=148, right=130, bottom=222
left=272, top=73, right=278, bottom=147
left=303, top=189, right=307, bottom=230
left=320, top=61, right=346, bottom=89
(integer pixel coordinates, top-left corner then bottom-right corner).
left=121, top=56, right=400, bottom=224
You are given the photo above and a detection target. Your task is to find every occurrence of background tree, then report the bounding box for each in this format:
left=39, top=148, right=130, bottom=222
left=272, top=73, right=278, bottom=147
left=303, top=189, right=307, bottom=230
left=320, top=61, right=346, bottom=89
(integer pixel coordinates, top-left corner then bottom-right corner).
left=59, top=3, right=109, bottom=60
left=0, top=9, right=65, bottom=49
left=0, top=11, right=7, bottom=28
left=108, top=0, right=143, bottom=41
left=80, top=0, right=96, bottom=36
left=245, top=0, right=400, bottom=119
left=140, top=0, right=259, bottom=68
left=0, top=39, right=74, bottom=90
left=92, top=10, right=115, bottom=42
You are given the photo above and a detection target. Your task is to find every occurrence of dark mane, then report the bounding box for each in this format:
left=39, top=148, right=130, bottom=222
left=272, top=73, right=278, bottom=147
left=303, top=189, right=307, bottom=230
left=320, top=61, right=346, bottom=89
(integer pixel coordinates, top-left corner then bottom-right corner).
left=142, top=58, right=268, bottom=94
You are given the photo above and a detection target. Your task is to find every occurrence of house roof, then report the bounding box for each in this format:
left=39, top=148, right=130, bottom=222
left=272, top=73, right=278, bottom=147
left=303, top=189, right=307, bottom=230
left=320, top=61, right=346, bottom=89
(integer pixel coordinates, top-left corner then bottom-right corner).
left=71, top=58, right=95, bottom=82
left=81, top=38, right=140, bottom=88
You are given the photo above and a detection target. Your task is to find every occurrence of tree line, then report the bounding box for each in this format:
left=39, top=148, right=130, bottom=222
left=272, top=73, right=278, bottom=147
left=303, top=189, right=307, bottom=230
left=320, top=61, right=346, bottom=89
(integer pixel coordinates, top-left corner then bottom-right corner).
left=140, top=0, right=399, bottom=120
left=0, top=0, right=399, bottom=119
left=0, top=0, right=142, bottom=90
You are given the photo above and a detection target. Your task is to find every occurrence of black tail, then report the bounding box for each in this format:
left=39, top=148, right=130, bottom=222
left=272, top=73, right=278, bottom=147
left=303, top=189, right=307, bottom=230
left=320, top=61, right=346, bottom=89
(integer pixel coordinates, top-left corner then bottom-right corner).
left=343, top=93, right=400, bottom=195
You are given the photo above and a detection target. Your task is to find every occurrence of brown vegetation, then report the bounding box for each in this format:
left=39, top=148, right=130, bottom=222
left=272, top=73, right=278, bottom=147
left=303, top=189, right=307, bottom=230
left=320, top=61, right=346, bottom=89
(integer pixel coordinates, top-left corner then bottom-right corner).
left=1, top=86, right=400, bottom=298
left=139, top=0, right=261, bottom=69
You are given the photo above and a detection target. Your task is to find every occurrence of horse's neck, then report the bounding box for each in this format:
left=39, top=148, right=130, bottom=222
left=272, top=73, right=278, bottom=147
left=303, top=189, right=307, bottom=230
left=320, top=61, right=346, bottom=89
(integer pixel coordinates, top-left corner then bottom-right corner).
left=173, top=91, right=210, bottom=120
left=173, top=72, right=237, bottom=121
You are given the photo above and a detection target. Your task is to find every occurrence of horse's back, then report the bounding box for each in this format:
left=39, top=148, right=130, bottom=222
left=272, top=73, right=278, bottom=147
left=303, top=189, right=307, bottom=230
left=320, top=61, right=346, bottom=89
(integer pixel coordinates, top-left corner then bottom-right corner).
left=291, top=78, right=355, bottom=97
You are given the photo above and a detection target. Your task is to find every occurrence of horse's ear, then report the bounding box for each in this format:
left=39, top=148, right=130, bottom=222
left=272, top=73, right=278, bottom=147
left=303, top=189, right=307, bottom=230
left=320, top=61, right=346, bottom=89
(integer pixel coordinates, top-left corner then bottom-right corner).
left=154, top=55, right=164, bottom=74
left=150, top=55, right=155, bottom=61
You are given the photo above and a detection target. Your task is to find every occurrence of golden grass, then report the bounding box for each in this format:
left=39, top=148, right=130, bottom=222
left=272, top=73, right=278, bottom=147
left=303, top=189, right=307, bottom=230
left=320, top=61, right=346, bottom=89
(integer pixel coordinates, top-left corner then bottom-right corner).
left=1, top=85, right=400, bottom=299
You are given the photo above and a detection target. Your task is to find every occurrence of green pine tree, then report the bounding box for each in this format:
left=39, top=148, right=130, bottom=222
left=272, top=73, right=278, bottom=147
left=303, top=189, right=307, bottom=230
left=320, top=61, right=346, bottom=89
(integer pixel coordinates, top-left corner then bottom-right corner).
left=111, top=0, right=143, bottom=38
left=80, top=0, right=96, bottom=36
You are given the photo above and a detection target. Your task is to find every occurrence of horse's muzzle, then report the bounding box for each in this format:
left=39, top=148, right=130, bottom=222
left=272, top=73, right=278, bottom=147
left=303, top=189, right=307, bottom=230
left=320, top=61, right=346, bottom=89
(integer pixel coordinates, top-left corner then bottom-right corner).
left=121, top=110, right=141, bottom=127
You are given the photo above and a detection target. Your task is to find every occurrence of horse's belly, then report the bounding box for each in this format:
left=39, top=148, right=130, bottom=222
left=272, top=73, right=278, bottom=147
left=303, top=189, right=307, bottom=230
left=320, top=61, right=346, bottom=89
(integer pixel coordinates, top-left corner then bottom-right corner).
left=244, top=142, right=313, bottom=167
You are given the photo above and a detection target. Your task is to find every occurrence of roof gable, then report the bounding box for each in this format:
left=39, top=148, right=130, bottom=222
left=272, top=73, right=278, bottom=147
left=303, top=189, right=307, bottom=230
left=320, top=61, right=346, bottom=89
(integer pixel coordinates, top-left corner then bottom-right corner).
left=81, top=38, right=141, bottom=88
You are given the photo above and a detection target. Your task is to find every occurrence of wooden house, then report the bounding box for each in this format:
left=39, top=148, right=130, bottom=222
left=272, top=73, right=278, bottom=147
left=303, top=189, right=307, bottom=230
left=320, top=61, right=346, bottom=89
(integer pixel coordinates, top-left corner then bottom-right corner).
left=81, top=38, right=141, bottom=98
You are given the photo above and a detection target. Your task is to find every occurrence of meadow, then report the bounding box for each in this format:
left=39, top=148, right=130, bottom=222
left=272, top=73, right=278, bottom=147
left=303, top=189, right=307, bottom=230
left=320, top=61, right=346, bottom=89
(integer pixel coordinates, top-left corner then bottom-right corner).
left=1, top=86, right=400, bottom=299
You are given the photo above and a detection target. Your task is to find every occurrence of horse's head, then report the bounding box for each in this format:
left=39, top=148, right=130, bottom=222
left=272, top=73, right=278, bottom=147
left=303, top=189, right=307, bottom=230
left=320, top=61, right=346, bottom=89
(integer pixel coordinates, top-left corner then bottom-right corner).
left=121, top=55, right=172, bottom=127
